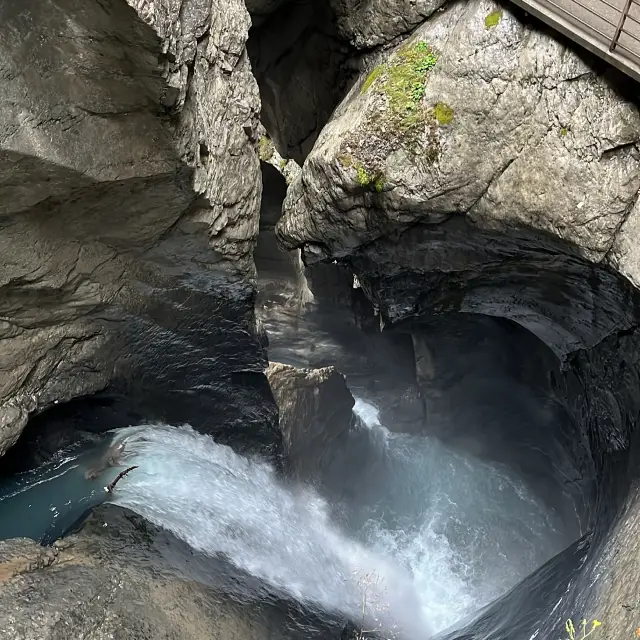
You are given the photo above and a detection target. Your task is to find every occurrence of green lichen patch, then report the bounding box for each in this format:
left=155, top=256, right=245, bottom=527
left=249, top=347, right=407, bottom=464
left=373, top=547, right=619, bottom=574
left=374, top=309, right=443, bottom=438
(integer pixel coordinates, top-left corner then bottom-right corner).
left=433, top=102, right=454, bottom=125
left=258, top=136, right=275, bottom=162
left=355, top=162, right=385, bottom=193
left=559, top=127, right=569, bottom=137
left=339, top=40, right=442, bottom=191
left=484, top=10, right=503, bottom=28
left=279, top=158, right=289, bottom=170
left=361, top=64, right=386, bottom=94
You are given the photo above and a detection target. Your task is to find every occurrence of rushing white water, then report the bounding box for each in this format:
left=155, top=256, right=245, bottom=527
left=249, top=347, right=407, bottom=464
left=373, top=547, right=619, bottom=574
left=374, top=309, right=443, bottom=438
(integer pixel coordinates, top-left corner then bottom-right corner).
left=105, top=403, right=567, bottom=638
left=110, top=423, right=431, bottom=639
left=351, top=398, right=568, bottom=633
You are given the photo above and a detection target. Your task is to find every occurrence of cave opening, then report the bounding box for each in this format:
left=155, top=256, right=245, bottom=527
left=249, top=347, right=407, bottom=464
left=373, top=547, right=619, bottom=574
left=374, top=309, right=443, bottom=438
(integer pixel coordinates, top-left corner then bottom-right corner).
left=251, top=133, right=640, bottom=637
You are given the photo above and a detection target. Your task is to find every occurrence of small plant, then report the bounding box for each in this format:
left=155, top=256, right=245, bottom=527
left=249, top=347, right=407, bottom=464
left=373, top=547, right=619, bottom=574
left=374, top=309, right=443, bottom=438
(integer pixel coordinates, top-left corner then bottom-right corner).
left=355, top=163, right=385, bottom=192
left=485, top=9, right=503, bottom=28
left=351, top=569, right=399, bottom=640
left=560, top=127, right=569, bottom=137
left=258, top=135, right=274, bottom=162
left=356, top=164, right=371, bottom=186
left=565, top=619, right=602, bottom=639
left=279, top=158, right=289, bottom=170
left=433, top=102, right=454, bottom=125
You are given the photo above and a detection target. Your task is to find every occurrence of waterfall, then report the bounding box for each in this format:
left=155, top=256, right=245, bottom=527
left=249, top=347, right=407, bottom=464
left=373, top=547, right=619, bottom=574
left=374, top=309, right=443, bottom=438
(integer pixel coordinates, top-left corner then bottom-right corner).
left=349, top=398, right=570, bottom=632
left=106, top=413, right=568, bottom=637
left=109, top=423, right=431, bottom=639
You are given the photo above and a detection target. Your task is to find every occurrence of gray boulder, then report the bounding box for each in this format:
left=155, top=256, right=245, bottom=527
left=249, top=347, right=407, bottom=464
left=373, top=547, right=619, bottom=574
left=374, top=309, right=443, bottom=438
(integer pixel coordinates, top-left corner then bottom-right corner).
left=266, top=362, right=355, bottom=478
left=278, top=0, right=640, bottom=277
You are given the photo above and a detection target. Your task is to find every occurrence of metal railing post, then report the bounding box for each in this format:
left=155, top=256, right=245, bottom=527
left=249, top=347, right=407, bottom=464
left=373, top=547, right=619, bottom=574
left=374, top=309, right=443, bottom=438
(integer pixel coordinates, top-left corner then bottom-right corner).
left=611, top=0, right=633, bottom=50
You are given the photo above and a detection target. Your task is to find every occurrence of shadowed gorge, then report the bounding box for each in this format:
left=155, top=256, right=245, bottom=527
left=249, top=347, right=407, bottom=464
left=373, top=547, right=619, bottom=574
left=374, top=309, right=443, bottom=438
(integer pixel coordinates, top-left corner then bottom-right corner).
left=0, top=0, right=640, bottom=639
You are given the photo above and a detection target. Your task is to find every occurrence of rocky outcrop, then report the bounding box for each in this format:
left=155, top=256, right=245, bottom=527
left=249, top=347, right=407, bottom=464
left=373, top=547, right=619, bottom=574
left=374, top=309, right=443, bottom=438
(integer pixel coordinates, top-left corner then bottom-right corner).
left=273, top=1, right=640, bottom=636
left=0, top=0, right=278, bottom=459
left=279, top=0, right=640, bottom=264
left=0, top=506, right=344, bottom=639
left=266, top=362, right=354, bottom=478
left=276, top=0, right=640, bottom=354
left=330, top=0, right=447, bottom=48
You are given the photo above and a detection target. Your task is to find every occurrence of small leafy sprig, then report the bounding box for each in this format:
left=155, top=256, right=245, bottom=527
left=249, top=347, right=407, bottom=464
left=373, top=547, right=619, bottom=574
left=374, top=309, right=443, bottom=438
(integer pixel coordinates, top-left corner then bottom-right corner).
left=565, top=618, right=602, bottom=639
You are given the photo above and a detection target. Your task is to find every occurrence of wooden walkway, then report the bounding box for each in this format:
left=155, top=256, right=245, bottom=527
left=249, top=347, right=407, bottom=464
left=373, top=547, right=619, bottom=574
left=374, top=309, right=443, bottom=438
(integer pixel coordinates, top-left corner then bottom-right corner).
left=509, top=0, right=640, bottom=82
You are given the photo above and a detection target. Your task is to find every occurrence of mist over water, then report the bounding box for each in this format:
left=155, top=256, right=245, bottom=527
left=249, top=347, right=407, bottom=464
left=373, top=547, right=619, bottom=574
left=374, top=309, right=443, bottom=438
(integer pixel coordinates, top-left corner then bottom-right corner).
left=348, top=400, right=570, bottom=632
left=108, top=408, right=569, bottom=638
left=110, top=423, right=431, bottom=639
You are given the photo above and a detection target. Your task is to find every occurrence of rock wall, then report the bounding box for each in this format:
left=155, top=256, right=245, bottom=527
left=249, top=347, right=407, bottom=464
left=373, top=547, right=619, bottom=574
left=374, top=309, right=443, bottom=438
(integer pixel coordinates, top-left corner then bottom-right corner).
left=0, top=0, right=278, bottom=458
left=0, top=505, right=346, bottom=639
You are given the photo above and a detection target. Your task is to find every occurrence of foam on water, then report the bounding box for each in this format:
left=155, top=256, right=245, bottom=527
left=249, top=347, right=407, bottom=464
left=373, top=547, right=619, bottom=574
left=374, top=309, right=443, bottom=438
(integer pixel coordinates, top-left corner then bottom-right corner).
left=349, top=399, right=568, bottom=633
left=110, top=423, right=431, bottom=639
left=107, top=405, right=567, bottom=638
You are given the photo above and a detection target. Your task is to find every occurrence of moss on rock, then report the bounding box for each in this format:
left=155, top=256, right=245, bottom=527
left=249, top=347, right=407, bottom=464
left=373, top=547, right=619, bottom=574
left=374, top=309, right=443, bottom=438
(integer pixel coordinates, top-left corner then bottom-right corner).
left=434, top=102, right=454, bottom=125
left=361, top=64, right=386, bottom=94
left=484, top=10, right=503, bottom=28
left=338, top=40, right=442, bottom=189
left=377, top=41, right=438, bottom=132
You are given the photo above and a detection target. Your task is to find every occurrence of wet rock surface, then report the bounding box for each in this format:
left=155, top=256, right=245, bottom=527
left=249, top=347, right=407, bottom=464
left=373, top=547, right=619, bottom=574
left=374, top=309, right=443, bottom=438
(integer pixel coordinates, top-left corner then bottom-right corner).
left=255, top=164, right=425, bottom=433
left=0, top=0, right=272, bottom=458
left=0, top=506, right=345, bottom=640
left=266, top=362, right=354, bottom=479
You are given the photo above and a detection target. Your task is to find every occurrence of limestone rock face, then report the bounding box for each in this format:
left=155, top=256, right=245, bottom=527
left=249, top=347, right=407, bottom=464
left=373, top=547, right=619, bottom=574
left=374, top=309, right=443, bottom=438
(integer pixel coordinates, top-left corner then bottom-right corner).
left=330, top=0, right=447, bottom=48
left=0, top=0, right=275, bottom=459
left=0, top=506, right=342, bottom=639
left=266, top=362, right=355, bottom=478
left=276, top=0, right=640, bottom=356
left=126, top=0, right=262, bottom=266
left=278, top=0, right=640, bottom=273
